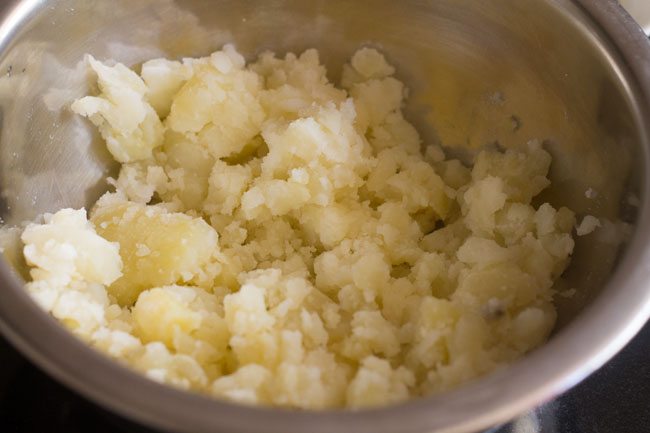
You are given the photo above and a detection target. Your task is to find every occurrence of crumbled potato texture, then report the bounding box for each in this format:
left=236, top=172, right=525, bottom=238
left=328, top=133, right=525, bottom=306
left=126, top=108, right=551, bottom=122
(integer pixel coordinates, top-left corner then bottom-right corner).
left=20, top=45, right=576, bottom=409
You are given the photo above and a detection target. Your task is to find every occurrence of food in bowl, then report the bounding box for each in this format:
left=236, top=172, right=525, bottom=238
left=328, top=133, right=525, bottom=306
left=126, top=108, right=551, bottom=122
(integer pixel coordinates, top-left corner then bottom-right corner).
left=15, top=45, right=579, bottom=409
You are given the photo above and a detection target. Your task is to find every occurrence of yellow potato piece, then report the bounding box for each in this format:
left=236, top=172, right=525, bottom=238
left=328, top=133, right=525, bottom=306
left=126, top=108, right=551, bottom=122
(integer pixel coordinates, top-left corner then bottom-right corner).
left=91, top=201, right=219, bottom=306
left=133, top=286, right=202, bottom=347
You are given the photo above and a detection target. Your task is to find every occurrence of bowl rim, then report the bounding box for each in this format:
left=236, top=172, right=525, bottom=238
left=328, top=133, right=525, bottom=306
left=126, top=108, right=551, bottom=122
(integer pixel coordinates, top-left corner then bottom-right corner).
left=1, top=0, right=650, bottom=432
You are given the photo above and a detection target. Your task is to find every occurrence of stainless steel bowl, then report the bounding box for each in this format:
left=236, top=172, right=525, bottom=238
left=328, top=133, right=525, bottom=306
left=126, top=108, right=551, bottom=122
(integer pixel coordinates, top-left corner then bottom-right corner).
left=0, top=1, right=649, bottom=432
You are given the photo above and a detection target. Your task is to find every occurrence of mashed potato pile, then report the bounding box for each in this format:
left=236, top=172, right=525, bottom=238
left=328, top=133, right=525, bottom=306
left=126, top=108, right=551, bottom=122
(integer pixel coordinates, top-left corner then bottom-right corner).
left=20, top=45, right=576, bottom=409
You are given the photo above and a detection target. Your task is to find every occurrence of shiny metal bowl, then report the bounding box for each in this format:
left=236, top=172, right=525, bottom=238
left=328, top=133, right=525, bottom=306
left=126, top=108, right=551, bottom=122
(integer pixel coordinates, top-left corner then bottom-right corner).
left=0, top=1, right=649, bottom=432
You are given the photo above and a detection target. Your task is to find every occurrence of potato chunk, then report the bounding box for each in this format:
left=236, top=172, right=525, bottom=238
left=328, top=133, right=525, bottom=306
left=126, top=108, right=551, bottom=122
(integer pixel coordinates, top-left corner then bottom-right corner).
left=71, top=56, right=164, bottom=163
left=91, top=201, right=219, bottom=305
left=133, top=286, right=202, bottom=347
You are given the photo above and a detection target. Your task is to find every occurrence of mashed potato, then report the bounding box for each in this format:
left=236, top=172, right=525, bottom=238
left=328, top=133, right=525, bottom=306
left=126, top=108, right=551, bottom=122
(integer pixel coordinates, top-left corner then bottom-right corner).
left=19, top=45, right=576, bottom=408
